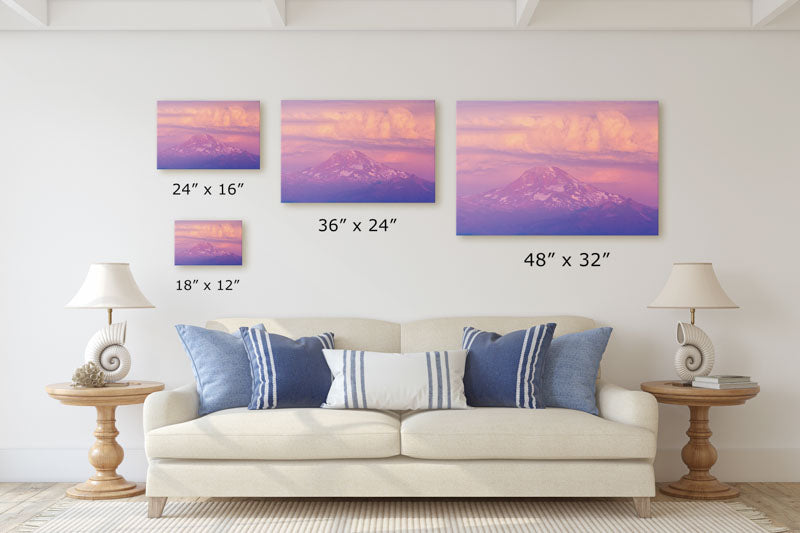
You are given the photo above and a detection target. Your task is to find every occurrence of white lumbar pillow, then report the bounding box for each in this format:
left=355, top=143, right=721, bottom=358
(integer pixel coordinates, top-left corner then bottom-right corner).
left=322, top=349, right=469, bottom=410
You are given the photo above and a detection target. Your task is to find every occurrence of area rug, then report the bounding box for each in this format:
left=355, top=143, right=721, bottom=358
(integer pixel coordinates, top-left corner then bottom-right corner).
left=16, top=499, right=788, bottom=533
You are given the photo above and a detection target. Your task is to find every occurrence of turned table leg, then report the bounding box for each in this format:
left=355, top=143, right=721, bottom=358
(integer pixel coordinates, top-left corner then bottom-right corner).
left=660, top=405, right=739, bottom=500
left=66, top=405, right=145, bottom=500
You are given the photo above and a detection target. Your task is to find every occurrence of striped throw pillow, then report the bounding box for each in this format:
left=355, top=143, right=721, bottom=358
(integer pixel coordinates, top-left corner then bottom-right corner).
left=462, top=323, right=556, bottom=408
left=321, top=349, right=468, bottom=410
left=240, top=327, right=334, bottom=409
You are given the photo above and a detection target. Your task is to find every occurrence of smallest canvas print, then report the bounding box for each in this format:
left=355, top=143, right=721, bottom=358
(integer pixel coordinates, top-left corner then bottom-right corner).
left=174, top=220, right=243, bottom=266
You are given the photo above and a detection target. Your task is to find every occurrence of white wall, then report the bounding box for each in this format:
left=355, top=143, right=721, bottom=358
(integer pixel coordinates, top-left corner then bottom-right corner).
left=0, top=30, right=798, bottom=483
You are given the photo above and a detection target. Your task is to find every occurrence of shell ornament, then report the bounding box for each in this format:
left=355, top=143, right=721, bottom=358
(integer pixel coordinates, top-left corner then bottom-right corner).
left=84, top=322, right=130, bottom=382
left=674, top=322, right=715, bottom=381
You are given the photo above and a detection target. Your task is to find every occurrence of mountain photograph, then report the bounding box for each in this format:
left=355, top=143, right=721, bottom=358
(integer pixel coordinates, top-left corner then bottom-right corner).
left=174, top=220, right=243, bottom=266
left=157, top=101, right=260, bottom=170
left=282, top=100, right=435, bottom=203
left=457, top=101, right=659, bottom=236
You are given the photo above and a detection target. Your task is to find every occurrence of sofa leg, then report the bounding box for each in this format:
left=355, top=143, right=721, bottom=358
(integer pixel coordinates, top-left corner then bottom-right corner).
left=148, top=497, right=167, bottom=518
left=632, top=497, right=651, bottom=518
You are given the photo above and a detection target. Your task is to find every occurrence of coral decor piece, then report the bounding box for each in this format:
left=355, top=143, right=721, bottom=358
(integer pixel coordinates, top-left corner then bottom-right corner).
left=281, top=100, right=436, bottom=202
left=72, top=361, right=106, bottom=388
left=84, top=322, right=131, bottom=382
left=456, top=101, right=659, bottom=235
left=157, top=101, right=260, bottom=169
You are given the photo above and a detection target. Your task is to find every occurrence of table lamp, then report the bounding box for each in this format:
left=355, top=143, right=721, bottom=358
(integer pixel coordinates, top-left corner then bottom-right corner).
left=648, top=262, right=738, bottom=382
left=66, top=263, right=154, bottom=383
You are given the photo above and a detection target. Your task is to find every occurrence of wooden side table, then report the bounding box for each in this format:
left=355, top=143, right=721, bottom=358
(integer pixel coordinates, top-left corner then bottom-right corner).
left=641, top=380, right=759, bottom=500
left=45, top=381, right=164, bottom=500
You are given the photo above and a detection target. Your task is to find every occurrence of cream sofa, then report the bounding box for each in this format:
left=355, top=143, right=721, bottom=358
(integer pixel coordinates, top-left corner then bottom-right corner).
left=143, top=316, right=658, bottom=518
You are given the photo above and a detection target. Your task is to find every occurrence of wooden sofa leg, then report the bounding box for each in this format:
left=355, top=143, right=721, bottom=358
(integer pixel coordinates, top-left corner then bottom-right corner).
left=633, top=497, right=651, bottom=518
left=148, top=497, right=167, bottom=518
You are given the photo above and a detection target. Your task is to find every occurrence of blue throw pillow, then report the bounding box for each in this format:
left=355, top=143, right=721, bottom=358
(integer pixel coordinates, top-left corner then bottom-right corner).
left=542, top=327, right=613, bottom=415
left=175, top=324, right=265, bottom=417
left=240, top=327, right=334, bottom=409
left=462, top=323, right=556, bottom=408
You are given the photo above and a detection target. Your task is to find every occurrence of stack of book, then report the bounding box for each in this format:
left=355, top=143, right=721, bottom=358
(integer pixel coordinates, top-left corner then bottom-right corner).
left=692, top=375, right=758, bottom=389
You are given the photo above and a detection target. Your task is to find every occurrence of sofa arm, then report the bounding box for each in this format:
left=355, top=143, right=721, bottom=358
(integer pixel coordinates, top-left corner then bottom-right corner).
left=143, top=383, right=199, bottom=433
left=596, top=380, right=658, bottom=435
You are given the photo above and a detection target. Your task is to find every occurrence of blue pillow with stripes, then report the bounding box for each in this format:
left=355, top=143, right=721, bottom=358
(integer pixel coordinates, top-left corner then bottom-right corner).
left=462, top=323, right=556, bottom=408
left=239, top=327, right=334, bottom=409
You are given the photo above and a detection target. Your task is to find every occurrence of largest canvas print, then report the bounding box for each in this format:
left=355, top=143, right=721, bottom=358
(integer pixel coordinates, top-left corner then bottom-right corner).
left=457, top=101, right=659, bottom=235
left=281, top=100, right=435, bottom=203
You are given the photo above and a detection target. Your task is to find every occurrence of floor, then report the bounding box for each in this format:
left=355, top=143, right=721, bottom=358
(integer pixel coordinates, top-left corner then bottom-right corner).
left=0, top=482, right=798, bottom=532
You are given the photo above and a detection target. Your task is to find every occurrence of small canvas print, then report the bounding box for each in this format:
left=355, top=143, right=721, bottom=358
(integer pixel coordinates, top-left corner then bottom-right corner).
left=281, top=100, right=435, bottom=203
left=157, top=101, right=260, bottom=169
left=457, top=101, right=659, bottom=235
left=174, top=220, right=243, bottom=266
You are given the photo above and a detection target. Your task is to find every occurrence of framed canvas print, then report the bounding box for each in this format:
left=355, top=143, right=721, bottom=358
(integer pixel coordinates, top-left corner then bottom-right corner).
left=157, top=101, right=260, bottom=169
left=281, top=100, right=435, bottom=203
left=456, top=101, right=659, bottom=235
left=174, top=220, right=243, bottom=266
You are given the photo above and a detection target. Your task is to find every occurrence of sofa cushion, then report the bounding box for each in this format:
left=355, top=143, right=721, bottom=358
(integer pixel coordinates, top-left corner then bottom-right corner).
left=240, top=327, right=334, bottom=410
left=462, top=324, right=556, bottom=408
left=322, top=349, right=469, bottom=410
left=175, top=324, right=265, bottom=416
left=400, top=408, right=655, bottom=460
left=146, top=408, right=400, bottom=460
left=543, top=327, right=613, bottom=415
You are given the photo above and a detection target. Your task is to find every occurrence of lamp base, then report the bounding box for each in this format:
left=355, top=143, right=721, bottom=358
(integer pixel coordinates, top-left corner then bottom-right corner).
left=674, top=322, right=715, bottom=381
left=104, top=382, right=131, bottom=388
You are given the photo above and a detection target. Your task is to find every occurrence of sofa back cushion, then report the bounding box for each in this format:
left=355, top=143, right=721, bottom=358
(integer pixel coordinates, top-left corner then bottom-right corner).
left=208, top=317, right=401, bottom=352
left=401, top=316, right=595, bottom=353
left=208, top=316, right=595, bottom=355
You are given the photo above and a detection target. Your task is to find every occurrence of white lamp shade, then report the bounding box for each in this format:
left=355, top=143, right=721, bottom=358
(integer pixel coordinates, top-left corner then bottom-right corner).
left=648, top=262, right=738, bottom=309
left=66, top=263, right=154, bottom=309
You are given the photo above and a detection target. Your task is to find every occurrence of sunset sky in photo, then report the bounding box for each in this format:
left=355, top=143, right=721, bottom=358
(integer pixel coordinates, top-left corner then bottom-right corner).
left=158, top=101, right=260, bottom=154
left=457, top=101, right=659, bottom=206
left=282, top=100, right=435, bottom=179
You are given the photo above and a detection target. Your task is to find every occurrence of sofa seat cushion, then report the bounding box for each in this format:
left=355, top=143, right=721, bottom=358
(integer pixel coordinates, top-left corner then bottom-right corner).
left=146, top=407, right=400, bottom=460
left=400, top=408, right=655, bottom=460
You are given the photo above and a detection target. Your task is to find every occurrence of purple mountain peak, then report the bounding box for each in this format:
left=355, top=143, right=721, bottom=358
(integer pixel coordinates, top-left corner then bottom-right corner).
left=458, top=165, right=657, bottom=235
left=477, top=165, right=627, bottom=211
left=157, top=132, right=259, bottom=169
left=315, top=149, right=386, bottom=175
left=282, top=149, right=435, bottom=203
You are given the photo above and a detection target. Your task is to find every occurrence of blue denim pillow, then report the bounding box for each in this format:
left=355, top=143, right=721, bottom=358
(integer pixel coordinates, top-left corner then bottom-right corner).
left=240, top=327, right=335, bottom=409
left=175, top=324, right=264, bottom=416
left=542, top=327, right=613, bottom=415
left=462, top=323, right=556, bottom=408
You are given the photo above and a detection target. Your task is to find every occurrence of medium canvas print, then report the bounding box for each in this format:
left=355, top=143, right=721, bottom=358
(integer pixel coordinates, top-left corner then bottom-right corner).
left=174, top=220, right=243, bottom=266
left=281, top=100, right=435, bottom=202
left=157, top=101, right=260, bottom=169
left=457, top=101, right=659, bottom=235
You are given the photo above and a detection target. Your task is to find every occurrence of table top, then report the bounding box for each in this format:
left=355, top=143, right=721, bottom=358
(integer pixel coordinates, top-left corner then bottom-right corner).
left=641, top=380, right=759, bottom=407
left=45, top=381, right=165, bottom=407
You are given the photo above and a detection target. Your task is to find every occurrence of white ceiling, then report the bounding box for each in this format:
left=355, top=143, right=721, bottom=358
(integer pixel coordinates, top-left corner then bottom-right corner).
left=1, top=0, right=799, bottom=30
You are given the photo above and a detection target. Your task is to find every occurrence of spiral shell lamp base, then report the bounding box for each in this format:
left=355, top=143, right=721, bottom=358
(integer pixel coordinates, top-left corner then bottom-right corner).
left=673, top=322, right=715, bottom=381
left=84, top=321, right=131, bottom=383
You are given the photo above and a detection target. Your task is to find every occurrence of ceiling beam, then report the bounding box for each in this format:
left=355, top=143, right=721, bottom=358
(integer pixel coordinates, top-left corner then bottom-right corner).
left=516, top=0, right=540, bottom=27
left=752, top=0, right=800, bottom=26
left=264, top=0, right=286, bottom=26
left=1, top=0, right=46, bottom=26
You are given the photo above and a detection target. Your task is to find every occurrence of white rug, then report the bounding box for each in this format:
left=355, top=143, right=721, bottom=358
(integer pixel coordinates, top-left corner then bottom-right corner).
left=16, top=499, right=788, bottom=533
